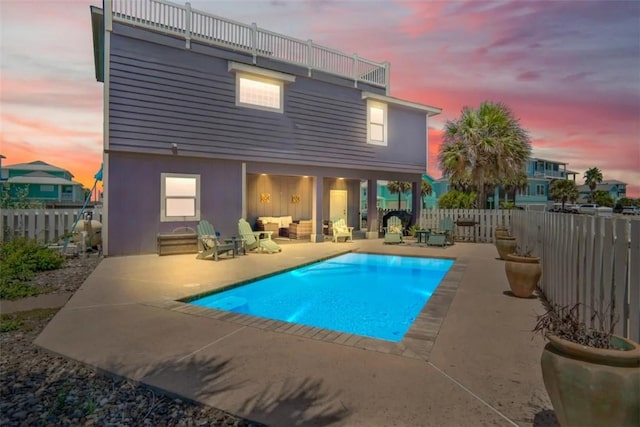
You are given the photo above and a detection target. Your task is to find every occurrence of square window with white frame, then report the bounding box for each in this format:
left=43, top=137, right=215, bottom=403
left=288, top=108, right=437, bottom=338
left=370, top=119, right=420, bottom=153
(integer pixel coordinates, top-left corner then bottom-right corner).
left=161, top=173, right=200, bottom=222
left=367, top=100, right=387, bottom=146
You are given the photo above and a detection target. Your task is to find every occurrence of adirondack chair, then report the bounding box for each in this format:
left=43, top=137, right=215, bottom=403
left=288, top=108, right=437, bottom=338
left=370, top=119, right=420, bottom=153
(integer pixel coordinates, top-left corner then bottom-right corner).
left=196, top=220, right=236, bottom=260
left=238, top=219, right=282, bottom=253
left=332, top=218, right=353, bottom=242
left=383, top=216, right=403, bottom=244
left=427, top=217, right=454, bottom=247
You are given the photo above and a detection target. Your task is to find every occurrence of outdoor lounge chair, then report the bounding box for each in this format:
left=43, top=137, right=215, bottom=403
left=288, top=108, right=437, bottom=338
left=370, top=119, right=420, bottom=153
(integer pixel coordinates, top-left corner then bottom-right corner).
left=332, top=218, right=353, bottom=242
left=196, top=220, right=236, bottom=260
left=383, top=216, right=403, bottom=244
left=427, top=217, right=454, bottom=247
left=238, top=218, right=282, bottom=253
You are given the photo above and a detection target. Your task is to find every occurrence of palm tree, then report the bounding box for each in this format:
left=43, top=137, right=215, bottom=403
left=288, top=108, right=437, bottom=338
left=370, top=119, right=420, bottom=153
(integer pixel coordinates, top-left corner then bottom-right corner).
left=386, top=181, right=411, bottom=209
left=501, top=171, right=529, bottom=204
left=584, top=167, right=603, bottom=202
left=549, top=179, right=579, bottom=210
left=438, top=101, right=532, bottom=209
left=420, top=179, right=432, bottom=208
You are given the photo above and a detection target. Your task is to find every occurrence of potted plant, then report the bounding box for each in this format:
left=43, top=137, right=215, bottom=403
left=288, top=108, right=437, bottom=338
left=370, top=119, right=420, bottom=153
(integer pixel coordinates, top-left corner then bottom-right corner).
left=494, top=226, right=510, bottom=239
left=534, top=302, right=640, bottom=427
left=495, top=235, right=517, bottom=260
left=504, top=246, right=541, bottom=298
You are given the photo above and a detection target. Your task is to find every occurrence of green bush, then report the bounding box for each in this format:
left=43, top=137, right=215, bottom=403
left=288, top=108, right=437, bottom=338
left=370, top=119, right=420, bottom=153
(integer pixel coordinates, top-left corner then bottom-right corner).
left=438, top=190, right=477, bottom=209
left=0, top=238, right=65, bottom=299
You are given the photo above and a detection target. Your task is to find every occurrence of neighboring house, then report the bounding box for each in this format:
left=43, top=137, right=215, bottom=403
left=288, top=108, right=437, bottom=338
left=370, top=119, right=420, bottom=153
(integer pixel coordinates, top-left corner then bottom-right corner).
left=433, top=157, right=579, bottom=208
left=514, top=158, right=578, bottom=207
left=91, top=1, right=441, bottom=255
left=577, top=180, right=627, bottom=203
left=1, top=160, right=85, bottom=206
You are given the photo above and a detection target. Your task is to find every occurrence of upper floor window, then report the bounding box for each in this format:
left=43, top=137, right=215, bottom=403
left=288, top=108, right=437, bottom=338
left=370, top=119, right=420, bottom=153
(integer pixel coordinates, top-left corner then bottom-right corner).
left=536, top=184, right=545, bottom=196
left=228, top=62, right=295, bottom=114
left=161, top=173, right=200, bottom=222
left=367, top=100, right=387, bottom=146
left=237, top=74, right=283, bottom=112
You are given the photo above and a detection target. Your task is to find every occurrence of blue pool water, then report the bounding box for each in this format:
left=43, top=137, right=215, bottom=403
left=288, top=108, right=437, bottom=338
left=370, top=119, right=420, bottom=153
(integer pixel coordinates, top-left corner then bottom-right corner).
left=189, top=253, right=454, bottom=342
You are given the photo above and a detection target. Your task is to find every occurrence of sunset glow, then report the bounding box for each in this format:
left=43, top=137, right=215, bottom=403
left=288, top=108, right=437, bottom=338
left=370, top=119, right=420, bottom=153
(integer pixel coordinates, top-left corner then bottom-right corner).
left=1, top=0, right=638, bottom=196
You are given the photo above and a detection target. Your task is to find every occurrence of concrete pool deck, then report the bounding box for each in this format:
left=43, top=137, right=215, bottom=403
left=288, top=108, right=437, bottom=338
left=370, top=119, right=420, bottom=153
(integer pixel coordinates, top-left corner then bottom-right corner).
left=35, top=239, right=555, bottom=426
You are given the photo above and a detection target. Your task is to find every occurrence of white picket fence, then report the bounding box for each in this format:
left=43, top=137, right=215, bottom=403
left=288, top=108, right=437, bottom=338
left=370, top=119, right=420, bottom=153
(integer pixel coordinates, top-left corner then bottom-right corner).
left=1, top=208, right=103, bottom=244
left=418, top=208, right=512, bottom=243
left=511, top=210, right=640, bottom=342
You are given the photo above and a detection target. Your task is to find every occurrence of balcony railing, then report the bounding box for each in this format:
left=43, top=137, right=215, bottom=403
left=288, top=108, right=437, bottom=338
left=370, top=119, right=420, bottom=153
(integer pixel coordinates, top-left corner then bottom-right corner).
left=533, top=170, right=566, bottom=179
left=105, top=0, right=390, bottom=91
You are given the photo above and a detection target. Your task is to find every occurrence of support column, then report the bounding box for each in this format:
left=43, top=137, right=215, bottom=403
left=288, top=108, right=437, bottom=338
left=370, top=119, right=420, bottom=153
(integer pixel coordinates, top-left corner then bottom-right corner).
left=311, top=175, right=324, bottom=243
left=411, top=180, right=421, bottom=226
left=366, top=179, right=378, bottom=239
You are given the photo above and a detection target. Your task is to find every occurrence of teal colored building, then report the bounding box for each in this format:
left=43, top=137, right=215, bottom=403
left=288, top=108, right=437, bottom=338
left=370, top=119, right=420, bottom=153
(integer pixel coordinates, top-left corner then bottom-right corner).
left=432, top=157, right=588, bottom=209
left=577, top=180, right=627, bottom=203
left=1, top=160, right=86, bottom=206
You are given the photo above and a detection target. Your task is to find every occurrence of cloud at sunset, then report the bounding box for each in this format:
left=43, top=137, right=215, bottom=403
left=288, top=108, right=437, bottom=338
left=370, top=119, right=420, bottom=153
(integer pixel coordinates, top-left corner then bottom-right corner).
left=0, top=0, right=638, bottom=197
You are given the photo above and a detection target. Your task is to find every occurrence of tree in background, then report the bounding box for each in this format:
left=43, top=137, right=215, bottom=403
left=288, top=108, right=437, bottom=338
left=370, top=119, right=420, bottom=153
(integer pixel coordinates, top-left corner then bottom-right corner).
left=420, top=179, right=432, bottom=208
left=438, top=101, right=531, bottom=209
left=438, top=190, right=477, bottom=209
left=584, top=167, right=603, bottom=202
left=549, top=179, right=579, bottom=210
left=501, top=171, right=529, bottom=203
left=618, top=197, right=640, bottom=208
left=387, top=181, right=411, bottom=209
left=592, top=190, right=614, bottom=207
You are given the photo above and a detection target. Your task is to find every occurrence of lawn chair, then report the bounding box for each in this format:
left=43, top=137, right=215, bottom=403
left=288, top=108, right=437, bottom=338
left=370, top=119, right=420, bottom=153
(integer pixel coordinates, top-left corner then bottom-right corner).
left=196, top=220, right=236, bottom=260
left=332, top=218, right=353, bottom=242
left=238, top=218, right=282, bottom=253
left=427, top=217, right=454, bottom=247
left=383, top=216, right=403, bottom=244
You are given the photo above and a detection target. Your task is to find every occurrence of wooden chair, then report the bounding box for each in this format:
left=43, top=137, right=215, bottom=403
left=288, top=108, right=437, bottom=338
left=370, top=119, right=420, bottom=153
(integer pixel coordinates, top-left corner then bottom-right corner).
left=332, top=218, right=353, bottom=242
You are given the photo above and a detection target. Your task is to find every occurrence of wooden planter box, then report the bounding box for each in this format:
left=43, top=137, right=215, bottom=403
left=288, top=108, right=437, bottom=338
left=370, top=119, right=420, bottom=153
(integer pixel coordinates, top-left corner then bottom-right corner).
left=157, top=229, right=198, bottom=256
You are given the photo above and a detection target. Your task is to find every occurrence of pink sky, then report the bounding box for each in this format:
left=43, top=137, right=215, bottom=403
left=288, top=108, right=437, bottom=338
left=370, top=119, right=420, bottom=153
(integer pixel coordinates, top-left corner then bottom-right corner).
left=1, top=0, right=639, bottom=197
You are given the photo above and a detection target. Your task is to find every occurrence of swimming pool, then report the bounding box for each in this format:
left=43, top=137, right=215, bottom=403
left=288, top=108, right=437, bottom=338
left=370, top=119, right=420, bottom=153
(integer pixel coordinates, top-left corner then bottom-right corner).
left=189, top=253, right=454, bottom=342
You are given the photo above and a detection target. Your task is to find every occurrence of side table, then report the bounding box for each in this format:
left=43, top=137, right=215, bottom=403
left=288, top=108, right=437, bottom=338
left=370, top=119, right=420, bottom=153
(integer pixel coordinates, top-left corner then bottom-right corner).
left=225, top=237, right=246, bottom=256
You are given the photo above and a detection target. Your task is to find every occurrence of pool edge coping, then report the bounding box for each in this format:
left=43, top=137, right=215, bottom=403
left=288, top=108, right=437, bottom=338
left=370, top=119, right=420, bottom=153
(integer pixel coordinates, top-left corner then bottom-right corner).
left=146, top=252, right=467, bottom=361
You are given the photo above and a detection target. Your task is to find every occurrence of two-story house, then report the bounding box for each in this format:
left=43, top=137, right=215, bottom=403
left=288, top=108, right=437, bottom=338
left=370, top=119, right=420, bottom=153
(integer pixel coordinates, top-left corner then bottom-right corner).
left=432, top=157, right=578, bottom=208
left=91, top=1, right=441, bottom=255
left=0, top=160, right=85, bottom=206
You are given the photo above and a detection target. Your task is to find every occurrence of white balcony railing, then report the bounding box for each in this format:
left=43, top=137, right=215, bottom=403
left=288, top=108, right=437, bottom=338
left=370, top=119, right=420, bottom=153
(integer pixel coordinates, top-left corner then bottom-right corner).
left=106, top=0, right=390, bottom=91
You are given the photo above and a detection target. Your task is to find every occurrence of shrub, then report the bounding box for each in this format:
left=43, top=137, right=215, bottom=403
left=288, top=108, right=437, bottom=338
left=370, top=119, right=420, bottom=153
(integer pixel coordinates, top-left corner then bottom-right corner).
left=0, top=238, right=65, bottom=299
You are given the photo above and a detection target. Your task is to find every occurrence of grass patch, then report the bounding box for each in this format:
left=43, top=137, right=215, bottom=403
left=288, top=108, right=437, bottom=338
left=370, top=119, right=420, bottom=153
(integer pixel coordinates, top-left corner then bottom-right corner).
left=0, top=308, right=59, bottom=333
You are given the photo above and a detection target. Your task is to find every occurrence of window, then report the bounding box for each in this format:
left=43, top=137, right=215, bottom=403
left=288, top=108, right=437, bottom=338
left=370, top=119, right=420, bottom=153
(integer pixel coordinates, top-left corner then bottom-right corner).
left=237, top=74, right=283, bottom=112
left=161, top=173, right=200, bottom=222
left=536, top=184, right=545, bottom=196
left=367, top=100, right=387, bottom=146
left=40, top=185, right=54, bottom=192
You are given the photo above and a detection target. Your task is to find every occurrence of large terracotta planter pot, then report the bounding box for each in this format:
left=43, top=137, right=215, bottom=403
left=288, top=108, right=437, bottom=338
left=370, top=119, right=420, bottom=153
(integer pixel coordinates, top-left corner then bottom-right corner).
left=494, top=227, right=510, bottom=239
left=504, top=254, right=541, bottom=297
left=541, top=334, right=640, bottom=427
left=495, top=236, right=517, bottom=260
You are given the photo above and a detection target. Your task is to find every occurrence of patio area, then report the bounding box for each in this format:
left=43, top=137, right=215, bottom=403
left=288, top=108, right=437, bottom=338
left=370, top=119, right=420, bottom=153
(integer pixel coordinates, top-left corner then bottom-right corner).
left=34, top=239, right=555, bottom=426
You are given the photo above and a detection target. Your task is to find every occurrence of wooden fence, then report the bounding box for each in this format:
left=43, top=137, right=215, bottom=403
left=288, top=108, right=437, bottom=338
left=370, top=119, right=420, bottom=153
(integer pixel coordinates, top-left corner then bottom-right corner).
left=511, top=210, right=640, bottom=342
left=1, top=208, right=103, bottom=244
left=417, top=209, right=512, bottom=243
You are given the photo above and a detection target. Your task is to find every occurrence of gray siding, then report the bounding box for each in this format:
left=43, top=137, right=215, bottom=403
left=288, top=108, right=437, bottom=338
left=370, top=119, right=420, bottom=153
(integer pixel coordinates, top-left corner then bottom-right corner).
left=108, top=152, right=243, bottom=255
left=108, top=24, right=427, bottom=174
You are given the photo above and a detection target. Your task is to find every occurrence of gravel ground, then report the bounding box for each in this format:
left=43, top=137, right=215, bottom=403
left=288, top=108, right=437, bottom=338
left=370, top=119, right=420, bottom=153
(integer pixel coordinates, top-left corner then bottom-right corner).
left=0, top=254, right=265, bottom=427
